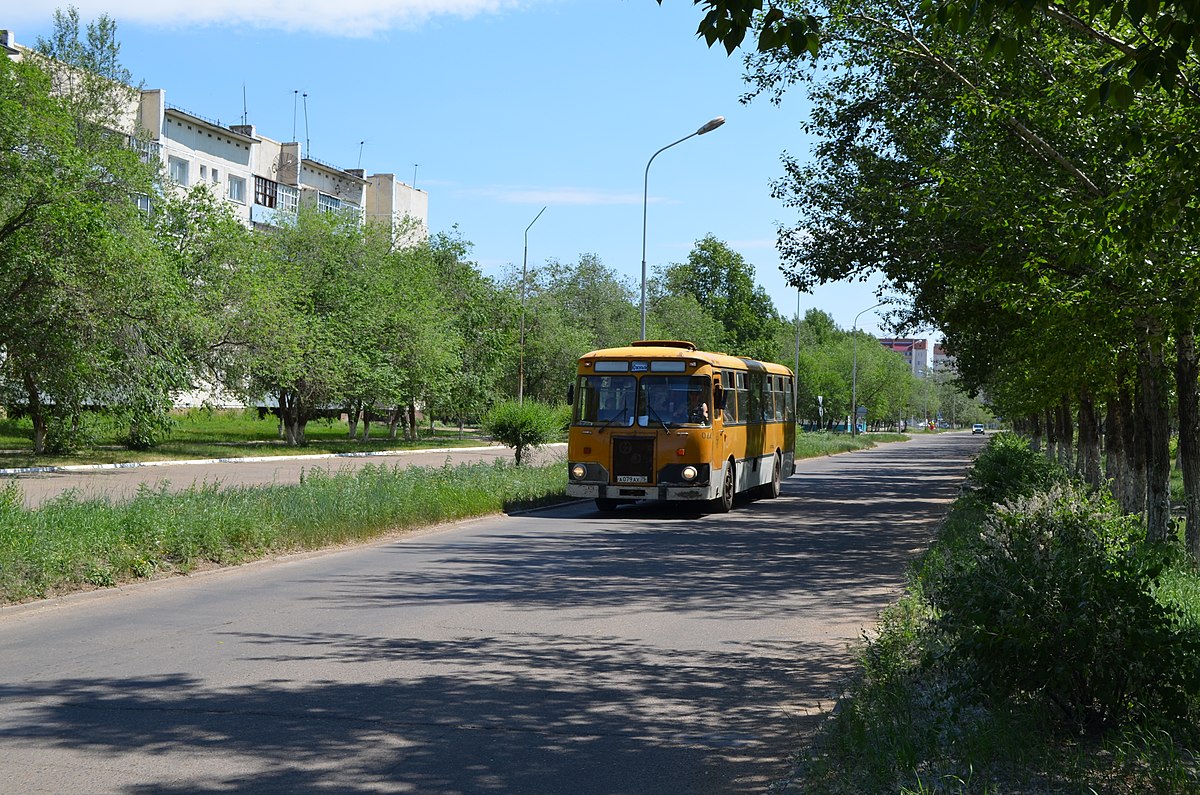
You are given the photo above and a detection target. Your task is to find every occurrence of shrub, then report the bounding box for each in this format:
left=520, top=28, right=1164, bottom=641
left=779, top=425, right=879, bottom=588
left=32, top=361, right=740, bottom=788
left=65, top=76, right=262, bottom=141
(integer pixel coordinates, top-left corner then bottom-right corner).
left=926, top=482, right=1200, bottom=734
left=482, top=400, right=562, bottom=465
left=966, top=431, right=1064, bottom=506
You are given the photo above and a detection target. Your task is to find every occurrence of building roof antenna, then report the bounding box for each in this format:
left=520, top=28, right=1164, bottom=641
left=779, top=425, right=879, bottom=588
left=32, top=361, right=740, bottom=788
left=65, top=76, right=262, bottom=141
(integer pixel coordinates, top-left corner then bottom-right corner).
left=302, top=92, right=310, bottom=155
left=291, top=90, right=298, bottom=142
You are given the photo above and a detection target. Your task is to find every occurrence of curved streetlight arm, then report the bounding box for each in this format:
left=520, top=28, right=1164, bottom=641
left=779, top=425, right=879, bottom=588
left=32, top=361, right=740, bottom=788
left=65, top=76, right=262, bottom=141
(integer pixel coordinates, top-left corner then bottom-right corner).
left=851, top=300, right=886, bottom=436
left=518, top=206, right=547, bottom=405
left=640, top=117, right=725, bottom=340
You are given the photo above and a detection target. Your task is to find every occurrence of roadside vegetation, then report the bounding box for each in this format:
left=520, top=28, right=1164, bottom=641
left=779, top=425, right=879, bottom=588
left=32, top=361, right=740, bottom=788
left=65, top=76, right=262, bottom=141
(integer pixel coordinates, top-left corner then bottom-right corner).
left=0, top=459, right=566, bottom=604
left=783, top=433, right=1200, bottom=794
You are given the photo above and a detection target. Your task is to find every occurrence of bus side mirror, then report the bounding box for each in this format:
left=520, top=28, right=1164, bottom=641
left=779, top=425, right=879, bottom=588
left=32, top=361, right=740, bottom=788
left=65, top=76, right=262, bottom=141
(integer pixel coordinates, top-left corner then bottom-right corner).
left=566, top=384, right=575, bottom=405
left=714, top=386, right=726, bottom=411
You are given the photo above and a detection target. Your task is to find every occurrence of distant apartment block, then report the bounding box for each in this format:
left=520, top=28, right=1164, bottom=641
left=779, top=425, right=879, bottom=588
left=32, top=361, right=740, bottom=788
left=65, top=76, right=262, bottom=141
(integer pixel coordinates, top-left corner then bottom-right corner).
left=879, top=338, right=929, bottom=376
left=3, top=30, right=428, bottom=241
left=931, top=342, right=955, bottom=372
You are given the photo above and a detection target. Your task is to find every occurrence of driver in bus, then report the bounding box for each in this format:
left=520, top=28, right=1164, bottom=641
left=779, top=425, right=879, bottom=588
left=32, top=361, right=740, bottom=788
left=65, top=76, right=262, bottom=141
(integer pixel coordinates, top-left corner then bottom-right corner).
left=687, top=389, right=710, bottom=425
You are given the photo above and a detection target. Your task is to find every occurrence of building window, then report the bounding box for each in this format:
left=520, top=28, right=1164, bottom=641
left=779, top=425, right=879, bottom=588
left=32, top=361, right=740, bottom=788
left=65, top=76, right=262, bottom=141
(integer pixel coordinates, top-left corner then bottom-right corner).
left=199, top=164, right=207, bottom=181
left=134, top=194, right=153, bottom=216
left=278, top=184, right=299, bottom=214
left=167, top=156, right=189, bottom=186
left=212, top=168, right=219, bottom=184
left=254, top=175, right=278, bottom=208
left=317, top=192, right=341, bottom=213
left=228, top=175, right=246, bottom=204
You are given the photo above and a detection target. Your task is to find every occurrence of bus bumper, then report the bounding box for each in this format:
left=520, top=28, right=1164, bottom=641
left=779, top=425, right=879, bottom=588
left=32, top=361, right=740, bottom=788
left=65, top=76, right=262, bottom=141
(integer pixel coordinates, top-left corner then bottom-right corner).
left=566, top=481, right=718, bottom=503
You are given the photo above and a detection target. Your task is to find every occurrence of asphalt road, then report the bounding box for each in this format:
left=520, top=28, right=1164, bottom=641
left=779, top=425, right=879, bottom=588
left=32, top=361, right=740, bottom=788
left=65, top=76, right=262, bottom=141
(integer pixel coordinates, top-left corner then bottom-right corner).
left=4, top=444, right=567, bottom=508
left=0, top=432, right=984, bottom=794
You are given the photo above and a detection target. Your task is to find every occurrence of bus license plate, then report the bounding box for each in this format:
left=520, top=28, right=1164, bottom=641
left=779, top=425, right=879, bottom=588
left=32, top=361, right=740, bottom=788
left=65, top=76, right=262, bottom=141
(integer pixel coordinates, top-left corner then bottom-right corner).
left=616, top=476, right=648, bottom=483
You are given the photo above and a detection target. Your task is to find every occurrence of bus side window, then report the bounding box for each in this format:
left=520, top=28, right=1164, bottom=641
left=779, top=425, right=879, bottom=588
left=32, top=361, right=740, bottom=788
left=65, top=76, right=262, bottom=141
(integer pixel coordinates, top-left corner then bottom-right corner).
left=723, top=370, right=737, bottom=422
left=746, top=372, right=762, bottom=423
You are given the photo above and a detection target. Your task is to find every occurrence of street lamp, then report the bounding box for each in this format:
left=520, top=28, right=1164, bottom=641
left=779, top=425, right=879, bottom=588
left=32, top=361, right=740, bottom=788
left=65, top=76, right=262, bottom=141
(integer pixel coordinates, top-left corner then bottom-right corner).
left=518, top=205, right=546, bottom=405
left=640, top=116, right=726, bottom=340
left=851, top=301, right=885, bottom=437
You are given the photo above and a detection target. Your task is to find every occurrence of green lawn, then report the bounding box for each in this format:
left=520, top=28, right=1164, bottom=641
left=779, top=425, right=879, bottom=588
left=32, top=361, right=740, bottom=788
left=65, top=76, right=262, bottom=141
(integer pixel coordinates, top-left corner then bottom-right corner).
left=0, top=408, right=491, bottom=470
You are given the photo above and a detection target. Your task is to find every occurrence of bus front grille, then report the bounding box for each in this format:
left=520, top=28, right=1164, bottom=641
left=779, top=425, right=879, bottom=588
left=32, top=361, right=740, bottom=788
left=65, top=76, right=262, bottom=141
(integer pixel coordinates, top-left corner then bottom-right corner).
left=612, top=437, right=655, bottom=485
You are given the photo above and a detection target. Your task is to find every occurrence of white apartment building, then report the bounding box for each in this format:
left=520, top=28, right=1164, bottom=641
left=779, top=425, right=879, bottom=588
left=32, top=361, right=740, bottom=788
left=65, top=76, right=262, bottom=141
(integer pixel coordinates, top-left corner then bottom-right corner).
left=140, top=89, right=258, bottom=224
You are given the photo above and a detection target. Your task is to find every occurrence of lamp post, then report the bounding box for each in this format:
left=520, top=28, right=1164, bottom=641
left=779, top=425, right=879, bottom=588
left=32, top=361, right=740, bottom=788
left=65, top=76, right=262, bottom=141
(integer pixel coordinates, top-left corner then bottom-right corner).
left=640, top=116, right=726, bottom=340
left=851, top=301, right=885, bottom=436
left=518, top=205, right=546, bottom=405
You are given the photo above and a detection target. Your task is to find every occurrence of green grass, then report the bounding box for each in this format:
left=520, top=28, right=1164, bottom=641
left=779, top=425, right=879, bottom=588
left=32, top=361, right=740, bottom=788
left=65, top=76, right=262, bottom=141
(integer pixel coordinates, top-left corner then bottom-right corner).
left=0, top=408, right=490, bottom=469
left=0, top=459, right=566, bottom=604
left=795, top=430, right=908, bottom=459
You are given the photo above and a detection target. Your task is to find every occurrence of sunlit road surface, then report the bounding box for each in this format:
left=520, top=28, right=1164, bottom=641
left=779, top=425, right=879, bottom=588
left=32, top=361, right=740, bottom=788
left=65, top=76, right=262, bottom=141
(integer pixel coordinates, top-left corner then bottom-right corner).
left=0, top=432, right=983, bottom=794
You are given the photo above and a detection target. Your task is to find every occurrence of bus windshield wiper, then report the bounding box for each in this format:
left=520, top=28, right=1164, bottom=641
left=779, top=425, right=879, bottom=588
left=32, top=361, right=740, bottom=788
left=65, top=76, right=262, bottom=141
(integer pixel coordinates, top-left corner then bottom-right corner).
left=597, top=404, right=631, bottom=433
left=646, top=405, right=672, bottom=434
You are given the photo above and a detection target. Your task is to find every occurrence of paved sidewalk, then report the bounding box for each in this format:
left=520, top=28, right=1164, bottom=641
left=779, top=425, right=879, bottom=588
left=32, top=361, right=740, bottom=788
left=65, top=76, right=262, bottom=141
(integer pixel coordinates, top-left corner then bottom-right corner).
left=3, top=443, right=567, bottom=508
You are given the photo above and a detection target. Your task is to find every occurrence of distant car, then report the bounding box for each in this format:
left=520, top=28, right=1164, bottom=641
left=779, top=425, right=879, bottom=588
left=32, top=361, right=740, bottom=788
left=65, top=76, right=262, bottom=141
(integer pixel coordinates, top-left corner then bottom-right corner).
left=972, top=423, right=985, bottom=434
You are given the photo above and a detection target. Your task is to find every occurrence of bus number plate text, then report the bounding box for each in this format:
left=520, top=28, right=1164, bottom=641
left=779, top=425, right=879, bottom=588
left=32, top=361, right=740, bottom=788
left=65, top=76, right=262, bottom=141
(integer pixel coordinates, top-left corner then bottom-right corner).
left=616, top=475, right=648, bottom=483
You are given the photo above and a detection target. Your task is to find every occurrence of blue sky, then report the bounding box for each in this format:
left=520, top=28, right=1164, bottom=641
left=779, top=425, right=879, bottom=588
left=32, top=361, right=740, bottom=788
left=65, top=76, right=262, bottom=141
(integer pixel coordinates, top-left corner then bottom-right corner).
left=8, top=0, right=899, bottom=338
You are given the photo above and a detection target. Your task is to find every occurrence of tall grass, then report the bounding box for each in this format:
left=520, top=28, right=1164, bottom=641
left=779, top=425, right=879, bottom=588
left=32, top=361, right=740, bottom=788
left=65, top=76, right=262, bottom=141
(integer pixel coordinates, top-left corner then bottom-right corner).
left=0, top=460, right=565, bottom=604
left=795, top=431, right=907, bottom=458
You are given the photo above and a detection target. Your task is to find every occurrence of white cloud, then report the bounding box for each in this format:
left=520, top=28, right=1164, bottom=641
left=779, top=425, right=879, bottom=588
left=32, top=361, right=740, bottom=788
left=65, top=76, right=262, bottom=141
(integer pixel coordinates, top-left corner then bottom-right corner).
left=6, top=0, right=524, bottom=38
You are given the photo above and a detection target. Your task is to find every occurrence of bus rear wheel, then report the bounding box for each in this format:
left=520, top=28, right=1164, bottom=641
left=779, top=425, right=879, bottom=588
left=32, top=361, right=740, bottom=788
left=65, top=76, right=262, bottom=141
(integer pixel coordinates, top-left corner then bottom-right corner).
left=761, top=453, right=782, bottom=499
left=712, top=461, right=735, bottom=513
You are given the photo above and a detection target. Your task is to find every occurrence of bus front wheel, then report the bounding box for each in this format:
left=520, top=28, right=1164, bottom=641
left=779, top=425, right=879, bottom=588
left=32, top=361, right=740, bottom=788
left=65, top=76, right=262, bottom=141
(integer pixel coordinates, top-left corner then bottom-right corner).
left=596, top=498, right=621, bottom=513
left=712, top=461, right=735, bottom=513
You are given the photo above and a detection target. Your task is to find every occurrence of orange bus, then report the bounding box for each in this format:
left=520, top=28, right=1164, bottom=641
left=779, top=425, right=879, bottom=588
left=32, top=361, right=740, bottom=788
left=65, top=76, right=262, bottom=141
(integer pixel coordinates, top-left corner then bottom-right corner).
left=566, top=341, right=796, bottom=512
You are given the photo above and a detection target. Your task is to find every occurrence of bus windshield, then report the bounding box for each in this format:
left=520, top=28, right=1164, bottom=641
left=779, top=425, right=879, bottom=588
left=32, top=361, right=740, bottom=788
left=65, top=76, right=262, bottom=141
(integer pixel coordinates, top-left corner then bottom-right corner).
left=638, top=376, right=711, bottom=427
left=575, top=375, right=637, bottom=426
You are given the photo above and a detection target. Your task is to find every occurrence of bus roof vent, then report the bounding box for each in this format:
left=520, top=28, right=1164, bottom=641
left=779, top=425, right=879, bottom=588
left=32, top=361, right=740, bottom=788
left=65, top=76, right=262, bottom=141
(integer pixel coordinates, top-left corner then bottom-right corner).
left=630, top=340, right=697, bottom=351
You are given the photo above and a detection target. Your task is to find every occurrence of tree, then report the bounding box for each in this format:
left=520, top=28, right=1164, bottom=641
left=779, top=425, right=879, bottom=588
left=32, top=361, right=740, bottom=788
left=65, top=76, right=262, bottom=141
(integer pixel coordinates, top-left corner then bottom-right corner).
left=483, top=400, right=562, bottom=466
left=665, top=0, right=1200, bottom=99
left=510, top=254, right=639, bottom=403
left=659, top=235, right=784, bottom=360
left=735, top=0, right=1200, bottom=543
left=0, top=10, right=166, bottom=453
left=423, top=230, right=516, bottom=436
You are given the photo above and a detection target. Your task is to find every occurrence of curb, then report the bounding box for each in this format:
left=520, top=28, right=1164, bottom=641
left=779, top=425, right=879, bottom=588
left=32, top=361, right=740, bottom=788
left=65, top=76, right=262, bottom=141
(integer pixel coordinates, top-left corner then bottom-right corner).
left=0, top=443, right=568, bottom=477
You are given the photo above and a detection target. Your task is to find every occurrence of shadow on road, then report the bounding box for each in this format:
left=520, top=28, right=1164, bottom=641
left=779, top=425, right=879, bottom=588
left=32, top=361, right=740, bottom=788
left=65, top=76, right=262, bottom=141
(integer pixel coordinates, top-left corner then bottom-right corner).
left=0, top=435, right=981, bottom=793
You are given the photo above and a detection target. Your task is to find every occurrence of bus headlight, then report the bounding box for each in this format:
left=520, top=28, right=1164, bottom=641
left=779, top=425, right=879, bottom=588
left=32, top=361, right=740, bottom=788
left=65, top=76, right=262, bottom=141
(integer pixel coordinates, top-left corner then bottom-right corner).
left=571, top=464, right=587, bottom=480
left=681, top=465, right=698, bottom=481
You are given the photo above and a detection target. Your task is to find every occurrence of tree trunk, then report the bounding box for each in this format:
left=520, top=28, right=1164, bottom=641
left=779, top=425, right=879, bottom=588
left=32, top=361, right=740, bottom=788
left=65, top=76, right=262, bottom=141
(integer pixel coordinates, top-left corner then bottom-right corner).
left=1077, top=391, right=1102, bottom=490
left=280, top=389, right=307, bottom=447
left=408, top=402, right=418, bottom=441
left=1029, top=413, right=1043, bottom=453
left=362, top=411, right=372, bottom=441
left=347, top=400, right=361, bottom=440
left=1138, top=327, right=1172, bottom=542
left=1044, top=407, right=1057, bottom=461
left=1176, top=325, right=1200, bottom=559
left=1122, top=383, right=1146, bottom=516
left=1057, top=397, right=1074, bottom=470
left=388, top=406, right=402, bottom=440
left=23, top=371, right=47, bottom=455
